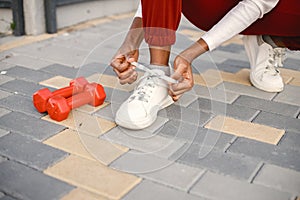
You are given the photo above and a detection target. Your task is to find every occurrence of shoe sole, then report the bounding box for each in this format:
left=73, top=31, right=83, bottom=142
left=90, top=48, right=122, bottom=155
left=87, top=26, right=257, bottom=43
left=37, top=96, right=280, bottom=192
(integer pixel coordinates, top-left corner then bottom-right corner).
left=250, top=73, right=284, bottom=93
left=115, top=96, right=174, bottom=130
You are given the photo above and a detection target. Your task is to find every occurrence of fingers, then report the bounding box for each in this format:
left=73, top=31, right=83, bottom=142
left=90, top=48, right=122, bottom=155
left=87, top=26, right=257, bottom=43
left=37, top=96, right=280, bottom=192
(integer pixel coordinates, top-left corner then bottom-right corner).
left=119, top=70, right=138, bottom=85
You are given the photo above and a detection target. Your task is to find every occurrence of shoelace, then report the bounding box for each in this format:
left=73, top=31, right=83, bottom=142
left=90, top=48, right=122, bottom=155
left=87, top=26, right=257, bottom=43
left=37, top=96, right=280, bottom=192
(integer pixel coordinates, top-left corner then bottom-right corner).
left=266, top=47, right=286, bottom=76
left=128, top=62, right=178, bottom=103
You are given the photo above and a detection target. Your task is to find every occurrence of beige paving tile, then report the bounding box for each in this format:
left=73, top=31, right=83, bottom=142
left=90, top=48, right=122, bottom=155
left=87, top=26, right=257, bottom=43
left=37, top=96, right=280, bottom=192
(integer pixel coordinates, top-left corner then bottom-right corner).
left=204, top=69, right=251, bottom=86
left=221, top=35, right=244, bottom=46
left=42, top=111, right=116, bottom=137
left=45, top=155, right=141, bottom=200
left=61, top=188, right=109, bottom=200
left=205, top=115, right=285, bottom=145
left=87, top=73, right=135, bottom=91
left=289, top=78, right=300, bottom=86
left=76, top=101, right=109, bottom=114
left=39, top=76, right=72, bottom=89
left=44, top=129, right=128, bottom=165
left=193, top=73, right=222, bottom=87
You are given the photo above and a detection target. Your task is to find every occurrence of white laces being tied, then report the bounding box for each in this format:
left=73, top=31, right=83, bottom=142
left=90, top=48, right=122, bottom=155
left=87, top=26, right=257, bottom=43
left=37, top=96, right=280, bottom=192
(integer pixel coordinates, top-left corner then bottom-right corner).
left=129, top=62, right=178, bottom=103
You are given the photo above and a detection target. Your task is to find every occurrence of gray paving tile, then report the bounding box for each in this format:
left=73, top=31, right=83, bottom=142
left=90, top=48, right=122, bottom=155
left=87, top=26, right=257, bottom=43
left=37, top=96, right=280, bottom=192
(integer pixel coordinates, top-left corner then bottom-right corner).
left=0, top=160, right=74, bottom=200
left=94, top=102, right=120, bottom=121
left=111, top=150, right=204, bottom=191
left=254, top=164, right=300, bottom=194
left=228, top=137, right=300, bottom=171
left=5, top=66, right=54, bottom=83
left=0, top=107, right=11, bottom=118
left=0, top=74, right=14, bottom=85
left=233, top=95, right=300, bottom=117
left=253, top=111, right=300, bottom=133
left=40, top=64, right=79, bottom=79
left=217, top=59, right=250, bottom=73
left=190, top=171, right=292, bottom=200
left=0, top=195, right=18, bottom=200
left=0, top=112, right=65, bottom=141
left=104, top=87, right=131, bottom=103
left=216, top=82, right=276, bottom=100
left=174, top=92, right=198, bottom=108
left=191, top=59, right=224, bottom=73
left=278, top=131, right=300, bottom=152
left=284, top=58, right=300, bottom=70
left=79, top=62, right=115, bottom=75
left=213, top=50, right=249, bottom=62
left=0, top=61, right=16, bottom=71
left=274, top=85, right=300, bottom=107
left=158, top=104, right=213, bottom=126
left=188, top=97, right=259, bottom=121
left=2, top=54, right=55, bottom=70
left=0, top=193, right=4, bottom=199
left=122, top=180, right=206, bottom=200
left=102, top=126, right=185, bottom=158
left=172, top=143, right=260, bottom=180
left=0, top=89, right=12, bottom=99
left=218, top=44, right=245, bottom=53
left=0, top=156, right=6, bottom=163
left=193, top=85, right=239, bottom=104
left=0, top=128, right=9, bottom=138
left=0, top=79, right=43, bottom=97
left=0, top=94, right=45, bottom=118
left=0, top=133, right=67, bottom=171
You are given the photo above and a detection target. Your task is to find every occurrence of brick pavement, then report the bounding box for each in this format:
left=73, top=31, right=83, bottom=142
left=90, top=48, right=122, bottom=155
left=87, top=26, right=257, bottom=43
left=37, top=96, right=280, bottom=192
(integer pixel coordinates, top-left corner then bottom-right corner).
left=0, top=13, right=300, bottom=200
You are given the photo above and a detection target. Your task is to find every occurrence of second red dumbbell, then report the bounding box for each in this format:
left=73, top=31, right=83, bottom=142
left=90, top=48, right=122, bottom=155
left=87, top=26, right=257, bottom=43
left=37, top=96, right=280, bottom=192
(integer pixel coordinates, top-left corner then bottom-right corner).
left=46, top=83, right=106, bottom=121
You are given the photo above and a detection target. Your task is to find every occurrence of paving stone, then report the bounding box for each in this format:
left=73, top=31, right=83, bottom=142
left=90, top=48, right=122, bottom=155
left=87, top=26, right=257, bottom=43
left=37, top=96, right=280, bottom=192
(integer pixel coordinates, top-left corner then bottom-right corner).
left=103, top=87, right=131, bottom=104
left=290, top=78, right=300, bottom=86
left=190, top=171, right=292, bottom=200
left=0, top=193, right=3, bottom=199
left=122, top=180, right=206, bottom=200
left=0, top=61, right=16, bottom=71
left=2, top=54, right=55, bottom=70
left=0, top=74, right=14, bottom=85
left=0, top=79, right=43, bottom=97
left=279, top=131, right=300, bottom=152
left=172, top=144, right=260, bottom=180
left=42, top=110, right=116, bottom=137
left=39, top=75, right=71, bottom=89
left=87, top=73, right=136, bottom=92
left=40, top=64, right=79, bottom=79
left=188, top=97, right=259, bottom=121
left=227, top=137, right=300, bottom=171
left=0, top=94, right=45, bottom=118
left=174, top=92, right=198, bottom=107
left=253, top=111, right=300, bottom=133
left=0, top=89, right=12, bottom=99
left=0, top=133, right=67, bottom=171
left=284, top=58, right=300, bottom=70
left=94, top=102, right=120, bottom=121
left=44, top=154, right=141, bottom=200
left=111, top=150, right=204, bottom=190
left=233, top=95, right=300, bottom=117
left=193, top=73, right=223, bottom=88
left=205, top=115, right=285, bottom=145
left=0, top=112, right=65, bottom=141
left=217, top=59, right=249, bottom=73
left=44, top=129, right=128, bottom=165
left=0, top=156, right=6, bottom=163
left=5, top=66, right=54, bottom=83
left=0, top=107, right=11, bottom=118
left=61, top=188, right=108, bottom=200
left=274, top=85, right=300, bottom=106
left=193, top=85, right=239, bottom=104
left=158, top=104, right=213, bottom=126
left=216, top=82, right=276, bottom=100
left=213, top=50, right=249, bottom=62
left=0, top=196, right=18, bottom=200
left=0, top=160, right=74, bottom=200
left=0, top=128, right=9, bottom=138
left=253, top=164, right=300, bottom=194
left=102, top=126, right=185, bottom=158
left=79, top=62, right=115, bottom=76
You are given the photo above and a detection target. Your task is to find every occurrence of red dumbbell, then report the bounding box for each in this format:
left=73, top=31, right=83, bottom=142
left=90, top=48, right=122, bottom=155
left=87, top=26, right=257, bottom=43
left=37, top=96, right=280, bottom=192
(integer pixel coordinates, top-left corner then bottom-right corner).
left=46, top=83, right=106, bottom=121
left=33, top=77, right=89, bottom=113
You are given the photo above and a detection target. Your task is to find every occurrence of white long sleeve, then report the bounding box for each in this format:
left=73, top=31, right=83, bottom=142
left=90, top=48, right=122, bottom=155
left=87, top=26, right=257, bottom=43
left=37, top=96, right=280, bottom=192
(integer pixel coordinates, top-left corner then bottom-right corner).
left=202, top=0, right=279, bottom=50
left=134, top=1, right=142, bottom=18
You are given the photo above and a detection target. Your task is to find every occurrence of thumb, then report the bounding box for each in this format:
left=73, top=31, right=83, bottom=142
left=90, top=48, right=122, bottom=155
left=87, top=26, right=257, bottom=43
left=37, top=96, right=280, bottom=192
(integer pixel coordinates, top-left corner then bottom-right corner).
left=171, top=63, right=186, bottom=82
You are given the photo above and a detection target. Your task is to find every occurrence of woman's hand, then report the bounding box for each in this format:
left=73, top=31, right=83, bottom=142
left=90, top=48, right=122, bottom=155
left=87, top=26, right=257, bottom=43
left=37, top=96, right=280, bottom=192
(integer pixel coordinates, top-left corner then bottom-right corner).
left=110, top=48, right=139, bottom=85
left=169, top=55, right=194, bottom=101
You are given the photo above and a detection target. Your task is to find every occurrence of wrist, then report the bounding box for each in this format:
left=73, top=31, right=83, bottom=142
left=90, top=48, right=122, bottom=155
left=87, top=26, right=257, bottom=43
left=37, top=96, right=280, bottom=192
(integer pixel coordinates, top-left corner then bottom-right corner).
left=180, top=38, right=208, bottom=63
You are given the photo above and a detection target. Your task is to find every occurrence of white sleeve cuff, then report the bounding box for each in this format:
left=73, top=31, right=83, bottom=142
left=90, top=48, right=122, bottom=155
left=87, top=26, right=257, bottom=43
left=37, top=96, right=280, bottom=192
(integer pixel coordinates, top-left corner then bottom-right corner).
left=134, top=1, right=142, bottom=18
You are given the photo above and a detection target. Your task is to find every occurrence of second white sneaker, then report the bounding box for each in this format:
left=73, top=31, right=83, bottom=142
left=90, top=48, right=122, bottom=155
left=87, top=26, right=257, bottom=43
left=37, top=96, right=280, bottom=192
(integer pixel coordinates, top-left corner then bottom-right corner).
left=243, top=35, right=286, bottom=92
left=115, top=64, right=174, bottom=130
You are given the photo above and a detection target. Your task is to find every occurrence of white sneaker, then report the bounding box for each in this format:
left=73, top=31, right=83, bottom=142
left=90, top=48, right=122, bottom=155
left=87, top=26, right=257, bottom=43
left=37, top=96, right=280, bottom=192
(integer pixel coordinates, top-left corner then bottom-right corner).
left=115, top=63, right=175, bottom=130
left=243, top=35, right=286, bottom=92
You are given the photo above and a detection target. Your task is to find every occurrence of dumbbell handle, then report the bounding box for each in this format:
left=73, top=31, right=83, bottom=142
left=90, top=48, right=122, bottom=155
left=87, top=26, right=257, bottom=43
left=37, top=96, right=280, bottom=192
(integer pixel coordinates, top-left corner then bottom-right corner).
left=66, top=91, right=94, bottom=109
left=52, top=86, right=81, bottom=98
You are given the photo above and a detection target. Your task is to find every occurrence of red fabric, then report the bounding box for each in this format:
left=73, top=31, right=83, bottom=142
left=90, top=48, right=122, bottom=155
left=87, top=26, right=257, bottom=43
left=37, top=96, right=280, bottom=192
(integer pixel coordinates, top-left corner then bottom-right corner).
left=141, top=0, right=300, bottom=49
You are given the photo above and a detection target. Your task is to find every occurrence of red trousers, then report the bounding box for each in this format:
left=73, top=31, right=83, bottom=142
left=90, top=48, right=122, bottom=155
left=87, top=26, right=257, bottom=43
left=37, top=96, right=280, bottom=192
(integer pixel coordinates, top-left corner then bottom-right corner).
left=141, top=0, right=300, bottom=50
